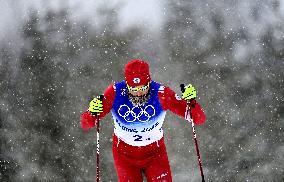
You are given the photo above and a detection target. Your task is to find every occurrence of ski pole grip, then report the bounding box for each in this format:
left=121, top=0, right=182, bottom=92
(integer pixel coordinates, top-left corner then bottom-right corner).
left=91, top=95, right=104, bottom=116
left=180, top=84, right=185, bottom=93
left=99, top=95, right=104, bottom=101
left=96, top=95, right=104, bottom=116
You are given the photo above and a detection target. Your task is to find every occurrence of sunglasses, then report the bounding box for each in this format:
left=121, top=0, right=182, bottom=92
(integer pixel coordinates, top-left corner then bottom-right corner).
left=127, top=82, right=150, bottom=92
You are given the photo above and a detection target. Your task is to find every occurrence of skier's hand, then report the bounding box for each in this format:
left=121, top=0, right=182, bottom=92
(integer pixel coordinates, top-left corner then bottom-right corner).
left=88, top=96, right=103, bottom=115
left=181, top=84, right=196, bottom=101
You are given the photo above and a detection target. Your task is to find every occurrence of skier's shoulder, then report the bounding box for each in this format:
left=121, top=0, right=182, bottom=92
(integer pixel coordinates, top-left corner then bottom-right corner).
left=151, top=81, right=169, bottom=93
left=155, top=83, right=178, bottom=97
left=111, top=80, right=128, bottom=96
left=113, top=80, right=126, bottom=89
left=116, top=80, right=125, bottom=85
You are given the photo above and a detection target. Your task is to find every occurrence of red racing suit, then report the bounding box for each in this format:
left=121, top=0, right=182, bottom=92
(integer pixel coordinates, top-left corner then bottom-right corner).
left=81, top=80, right=206, bottom=182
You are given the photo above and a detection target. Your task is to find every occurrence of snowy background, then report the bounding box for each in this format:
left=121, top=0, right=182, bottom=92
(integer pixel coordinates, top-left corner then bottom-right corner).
left=0, top=0, right=283, bottom=181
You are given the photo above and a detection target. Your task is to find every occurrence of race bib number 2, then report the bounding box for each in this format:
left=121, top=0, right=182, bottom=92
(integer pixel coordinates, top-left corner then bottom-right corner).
left=133, top=135, right=143, bottom=141
left=132, top=125, right=163, bottom=142
left=133, top=135, right=153, bottom=142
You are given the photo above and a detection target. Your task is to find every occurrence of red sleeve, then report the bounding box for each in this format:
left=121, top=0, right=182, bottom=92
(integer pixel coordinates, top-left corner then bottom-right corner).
left=158, top=86, right=206, bottom=125
left=80, top=83, right=116, bottom=130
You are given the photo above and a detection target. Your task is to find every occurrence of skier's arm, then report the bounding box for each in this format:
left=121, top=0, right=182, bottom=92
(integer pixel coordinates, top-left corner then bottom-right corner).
left=80, top=84, right=116, bottom=130
left=158, top=86, right=206, bottom=125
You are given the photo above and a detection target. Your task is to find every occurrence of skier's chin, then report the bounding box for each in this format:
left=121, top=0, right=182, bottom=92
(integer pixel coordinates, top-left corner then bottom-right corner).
left=128, top=92, right=150, bottom=106
left=129, top=93, right=146, bottom=101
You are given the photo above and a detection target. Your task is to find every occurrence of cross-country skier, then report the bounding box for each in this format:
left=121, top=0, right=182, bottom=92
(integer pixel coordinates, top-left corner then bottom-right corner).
left=81, top=59, right=206, bottom=182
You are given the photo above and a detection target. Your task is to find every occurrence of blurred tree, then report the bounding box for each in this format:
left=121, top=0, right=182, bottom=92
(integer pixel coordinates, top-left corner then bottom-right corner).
left=162, top=0, right=284, bottom=181
left=0, top=1, right=283, bottom=181
left=8, top=9, right=74, bottom=180
left=0, top=4, right=143, bottom=180
left=0, top=50, right=19, bottom=182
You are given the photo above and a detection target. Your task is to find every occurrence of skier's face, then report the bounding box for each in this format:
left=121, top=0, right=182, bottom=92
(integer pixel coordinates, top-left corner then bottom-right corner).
left=128, top=83, right=150, bottom=96
left=128, top=84, right=150, bottom=106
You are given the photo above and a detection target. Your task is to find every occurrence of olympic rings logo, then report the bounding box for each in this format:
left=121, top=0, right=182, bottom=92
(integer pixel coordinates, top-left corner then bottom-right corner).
left=118, top=104, right=155, bottom=122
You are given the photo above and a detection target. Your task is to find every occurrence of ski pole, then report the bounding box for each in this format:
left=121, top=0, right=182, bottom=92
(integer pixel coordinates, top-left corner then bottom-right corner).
left=94, top=95, right=104, bottom=182
left=180, top=84, right=205, bottom=182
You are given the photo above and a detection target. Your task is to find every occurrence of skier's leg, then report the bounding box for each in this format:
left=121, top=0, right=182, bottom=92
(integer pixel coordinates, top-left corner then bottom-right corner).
left=144, top=146, right=173, bottom=182
left=112, top=145, right=143, bottom=182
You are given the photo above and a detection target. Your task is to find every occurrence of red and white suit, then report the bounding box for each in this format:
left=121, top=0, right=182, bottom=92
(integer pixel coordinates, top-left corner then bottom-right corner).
left=81, top=80, right=206, bottom=182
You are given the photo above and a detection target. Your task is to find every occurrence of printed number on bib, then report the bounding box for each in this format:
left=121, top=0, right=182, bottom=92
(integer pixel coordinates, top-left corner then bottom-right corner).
left=133, top=135, right=143, bottom=141
left=133, top=135, right=152, bottom=142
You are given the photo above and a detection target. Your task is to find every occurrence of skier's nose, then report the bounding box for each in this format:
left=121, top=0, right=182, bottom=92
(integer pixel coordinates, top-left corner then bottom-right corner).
left=137, top=91, right=143, bottom=96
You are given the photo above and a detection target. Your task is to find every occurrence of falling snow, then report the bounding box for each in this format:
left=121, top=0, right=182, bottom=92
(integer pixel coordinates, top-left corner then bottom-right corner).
left=0, top=0, right=284, bottom=181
